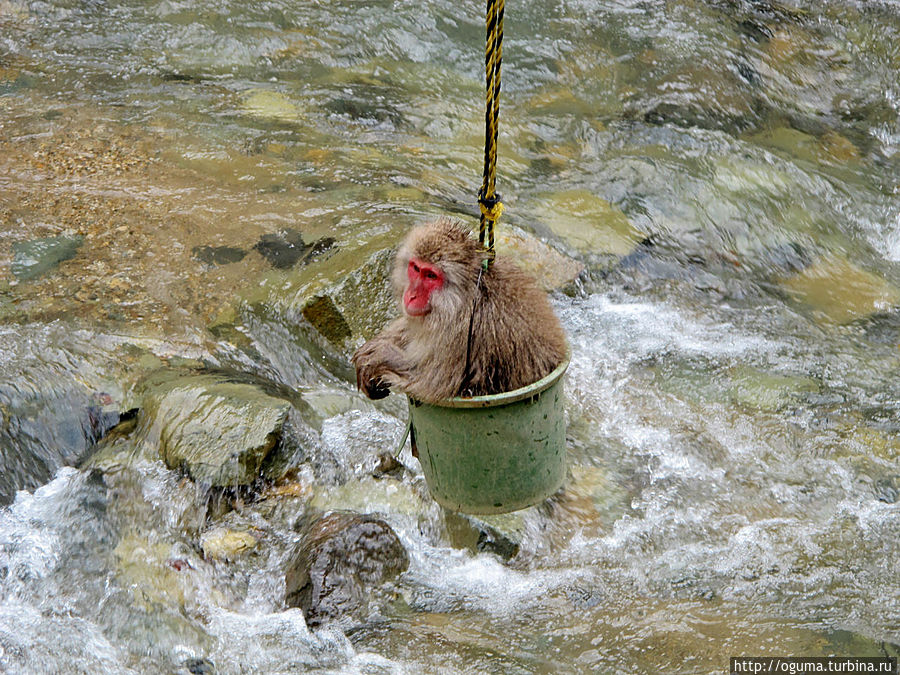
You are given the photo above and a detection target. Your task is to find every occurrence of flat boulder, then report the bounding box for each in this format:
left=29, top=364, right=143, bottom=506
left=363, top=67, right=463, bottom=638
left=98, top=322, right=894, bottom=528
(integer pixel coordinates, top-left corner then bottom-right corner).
left=135, top=373, right=291, bottom=486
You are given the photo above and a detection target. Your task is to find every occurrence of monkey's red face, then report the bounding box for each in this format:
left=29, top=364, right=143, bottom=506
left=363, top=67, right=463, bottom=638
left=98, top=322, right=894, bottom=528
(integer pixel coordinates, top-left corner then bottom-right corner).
left=404, top=257, right=444, bottom=316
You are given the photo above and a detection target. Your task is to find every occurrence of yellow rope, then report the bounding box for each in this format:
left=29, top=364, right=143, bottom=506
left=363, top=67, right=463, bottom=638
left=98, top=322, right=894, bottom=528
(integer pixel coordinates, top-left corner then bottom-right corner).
left=478, top=0, right=505, bottom=266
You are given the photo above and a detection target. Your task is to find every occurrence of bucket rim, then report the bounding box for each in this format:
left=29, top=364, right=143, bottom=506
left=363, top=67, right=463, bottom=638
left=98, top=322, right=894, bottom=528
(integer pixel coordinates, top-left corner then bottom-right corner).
left=412, top=353, right=570, bottom=409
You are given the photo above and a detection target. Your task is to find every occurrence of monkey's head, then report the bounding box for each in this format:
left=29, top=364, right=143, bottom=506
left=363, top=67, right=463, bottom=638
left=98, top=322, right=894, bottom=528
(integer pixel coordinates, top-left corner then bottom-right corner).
left=393, top=218, right=481, bottom=320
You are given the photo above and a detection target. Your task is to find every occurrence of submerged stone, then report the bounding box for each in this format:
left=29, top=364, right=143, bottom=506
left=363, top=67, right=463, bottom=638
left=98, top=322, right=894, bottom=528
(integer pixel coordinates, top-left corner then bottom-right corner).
left=749, top=127, right=820, bottom=164
left=301, top=295, right=352, bottom=346
left=495, top=226, right=584, bottom=291
left=323, top=96, right=403, bottom=127
left=192, top=245, right=247, bottom=266
left=11, top=234, right=84, bottom=281
left=135, top=373, right=291, bottom=486
left=778, top=254, right=900, bottom=324
left=727, top=365, right=819, bottom=412
left=444, top=510, right=525, bottom=561
left=254, top=229, right=334, bottom=269
left=535, top=190, right=644, bottom=256
left=818, top=130, right=860, bottom=164
left=114, top=533, right=207, bottom=610
left=240, top=89, right=303, bottom=123
left=200, top=527, right=259, bottom=561
left=641, top=65, right=755, bottom=132
left=284, top=511, right=408, bottom=627
left=853, top=310, right=900, bottom=345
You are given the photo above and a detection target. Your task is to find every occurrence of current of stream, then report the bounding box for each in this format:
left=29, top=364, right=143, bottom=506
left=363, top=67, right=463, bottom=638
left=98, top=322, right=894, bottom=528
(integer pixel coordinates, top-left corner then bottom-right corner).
left=1, top=0, right=900, bottom=673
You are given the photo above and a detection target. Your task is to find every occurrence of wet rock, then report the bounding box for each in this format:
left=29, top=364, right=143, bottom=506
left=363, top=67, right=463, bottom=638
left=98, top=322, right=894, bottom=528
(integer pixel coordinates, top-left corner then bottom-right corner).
left=11, top=234, right=84, bottom=281
left=114, top=533, right=210, bottom=610
left=200, top=527, right=259, bottom=561
left=853, top=310, right=900, bottom=345
left=0, top=387, right=126, bottom=505
left=639, top=65, right=756, bottom=132
left=823, top=629, right=900, bottom=660
left=749, top=127, right=820, bottom=164
left=321, top=248, right=397, bottom=342
left=314, top=408, right=407, bottom=485
left=495, top=226, right=584, bottom=292
left=875, top=476, right=899, bottom=504
left=253, top=229, right=335, bottom=269
left=134, top=373, right=291, bottom=486
left=240, top=89, right=304, bottom=124
left=183, top=658, right=216, bottom=675
left=762, top=241, right=813, bottom=275
left=533, top=190, right=645, bottom=257
left=372, top=451, right=403, bottom=478
left=324, top=96, right=403, bottom=127
left=285, top=511, right=408, bottom=627
left=778, top=254, right=900, bottom=324
left=818, top=130, right=860, bottom=163
left=192, top=245, right=247, bottom=266
left=444, top=510, right=525, bottom=561
left=0, top=326, right=181, bottom=504
left=727, top=365, right=819, bottom=412
left=301, top=295, right=352, bottom=346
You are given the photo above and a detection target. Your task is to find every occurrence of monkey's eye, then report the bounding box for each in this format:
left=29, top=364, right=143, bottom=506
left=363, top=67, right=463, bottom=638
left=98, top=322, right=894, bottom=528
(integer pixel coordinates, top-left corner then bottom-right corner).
left=410, top=261, right=420, bottom=274
left=424, top=269, right=438, bottom=280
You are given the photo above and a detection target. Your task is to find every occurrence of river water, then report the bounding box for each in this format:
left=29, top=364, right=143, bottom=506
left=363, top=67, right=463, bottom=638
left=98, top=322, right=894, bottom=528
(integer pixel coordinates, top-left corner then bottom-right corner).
left=1, top=0, right=900, bottom=673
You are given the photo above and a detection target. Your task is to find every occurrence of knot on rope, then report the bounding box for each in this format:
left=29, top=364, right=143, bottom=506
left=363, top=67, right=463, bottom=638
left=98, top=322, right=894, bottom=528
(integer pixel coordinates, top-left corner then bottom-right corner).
left=478, top=191, right=504, bottom=223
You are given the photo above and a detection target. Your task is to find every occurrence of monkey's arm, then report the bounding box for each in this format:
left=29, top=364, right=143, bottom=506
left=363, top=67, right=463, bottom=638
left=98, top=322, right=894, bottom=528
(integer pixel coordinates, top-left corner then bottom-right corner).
left=351, top=321, right=411, bottom=400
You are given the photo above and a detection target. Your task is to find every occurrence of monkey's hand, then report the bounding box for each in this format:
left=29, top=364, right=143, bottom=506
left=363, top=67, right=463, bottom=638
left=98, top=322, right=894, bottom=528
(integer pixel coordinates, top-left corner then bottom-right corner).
left=358, top=369, right=392, bottom=400
left=351, top=338, right=403, bottom=400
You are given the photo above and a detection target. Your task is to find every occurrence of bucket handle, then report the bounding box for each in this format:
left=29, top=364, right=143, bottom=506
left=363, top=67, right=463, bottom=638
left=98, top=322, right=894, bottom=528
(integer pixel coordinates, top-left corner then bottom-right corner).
left=394, top=419, right=411, bottom=457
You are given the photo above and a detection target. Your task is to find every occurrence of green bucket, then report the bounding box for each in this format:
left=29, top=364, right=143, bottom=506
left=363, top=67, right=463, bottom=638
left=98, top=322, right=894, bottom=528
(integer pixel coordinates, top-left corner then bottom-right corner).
left=407, top=357, right=569, bottom=514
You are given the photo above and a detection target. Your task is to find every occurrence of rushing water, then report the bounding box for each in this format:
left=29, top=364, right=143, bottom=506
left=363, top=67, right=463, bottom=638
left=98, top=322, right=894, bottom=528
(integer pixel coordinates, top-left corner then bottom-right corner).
left=2, top=0, right=900, bottom=673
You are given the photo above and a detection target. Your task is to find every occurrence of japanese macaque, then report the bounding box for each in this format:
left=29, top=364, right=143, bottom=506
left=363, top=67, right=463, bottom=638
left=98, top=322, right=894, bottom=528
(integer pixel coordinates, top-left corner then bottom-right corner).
left=352, top=218, right=567, bottom=404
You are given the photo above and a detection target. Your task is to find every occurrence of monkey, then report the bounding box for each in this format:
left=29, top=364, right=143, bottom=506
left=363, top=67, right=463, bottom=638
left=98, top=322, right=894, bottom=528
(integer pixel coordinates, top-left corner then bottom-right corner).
left=352, top=217, right=567, bottom=404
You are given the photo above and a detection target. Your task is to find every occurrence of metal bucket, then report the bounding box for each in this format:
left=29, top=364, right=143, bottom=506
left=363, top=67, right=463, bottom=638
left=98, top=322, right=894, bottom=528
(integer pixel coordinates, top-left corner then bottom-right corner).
left=408, top=357, right=568, bottom=514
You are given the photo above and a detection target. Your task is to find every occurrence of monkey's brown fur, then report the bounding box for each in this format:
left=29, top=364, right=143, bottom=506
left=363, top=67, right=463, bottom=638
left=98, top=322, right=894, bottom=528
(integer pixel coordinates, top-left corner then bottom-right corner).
left=352, top=218, right=567, bottom=403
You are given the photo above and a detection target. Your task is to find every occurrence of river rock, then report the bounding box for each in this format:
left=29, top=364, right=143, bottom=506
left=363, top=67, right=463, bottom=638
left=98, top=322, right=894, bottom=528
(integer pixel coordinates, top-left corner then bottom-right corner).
left=727, top=365, right=819, bottom=412
left=134, top=373, right=292, bottom=486
left=300, top=295, right=352, bottom=346
left=533, top=190, right=645, bottom=257
left=313, top=247, right=396, bottom=345
left=200, top=527, right=259, bottom=561
left=284, top=511, right=409, bottom=627
left=495, top=225, right=585, bottom=292
left=11, top=234, right=84, bottom=281
left=443, top=510, right=525, bottom=561
left=114, top=533, right=212, bottom=610
left=240, top=89, right=304, bottom=124
left=778, top=254, right=900, bottom=324
left=192, top=245, right=247, bottom=266
left=253, top=229, right=335, bottom=270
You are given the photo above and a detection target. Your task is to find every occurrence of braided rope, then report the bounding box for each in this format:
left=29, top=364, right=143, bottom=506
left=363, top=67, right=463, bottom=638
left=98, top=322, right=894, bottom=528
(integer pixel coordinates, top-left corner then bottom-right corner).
left=478, top=0, right=505, bottom=266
